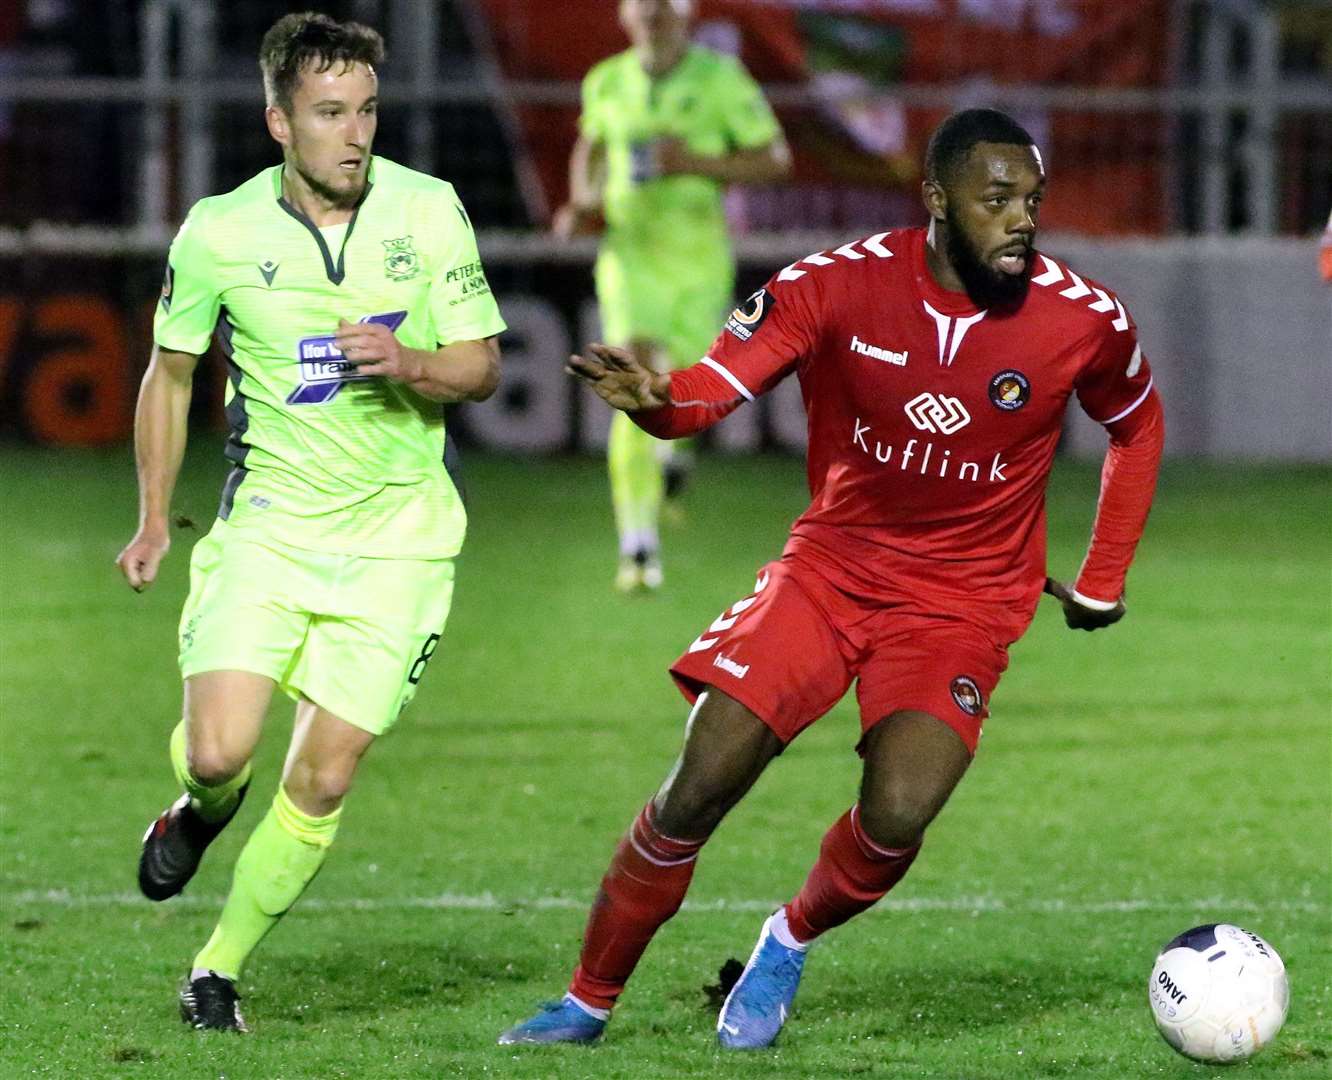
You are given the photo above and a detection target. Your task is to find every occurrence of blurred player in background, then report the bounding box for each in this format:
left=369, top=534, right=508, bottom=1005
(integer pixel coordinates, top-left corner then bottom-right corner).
left=117, top=12, right=505, bottom=1031
left=500, top=108, right=1164, bottom=1048
left=554, top=0, right=790, bottom=591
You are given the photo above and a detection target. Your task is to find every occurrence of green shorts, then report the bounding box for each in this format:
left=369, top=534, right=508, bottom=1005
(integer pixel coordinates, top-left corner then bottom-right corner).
left=178, top=521, right=455, bottom=735
left=595, top=246, right=733, bottom=368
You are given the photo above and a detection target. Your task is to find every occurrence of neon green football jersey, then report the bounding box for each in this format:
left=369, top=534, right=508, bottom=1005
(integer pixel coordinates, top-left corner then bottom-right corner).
left=154, top=157, right=506, bottom=560
left=580, top=45, right=781, bottom=268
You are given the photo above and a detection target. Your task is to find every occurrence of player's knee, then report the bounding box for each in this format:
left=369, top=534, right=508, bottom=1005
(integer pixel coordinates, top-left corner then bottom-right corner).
left=284, top=760, right=353, bottom=815
left=186, top=742, right=248, bottom=788
left=655, top=693, right=779, bottom=836
left=858, top=781, right=938, bottom=850
left=654, top=772, right=735, bottom=838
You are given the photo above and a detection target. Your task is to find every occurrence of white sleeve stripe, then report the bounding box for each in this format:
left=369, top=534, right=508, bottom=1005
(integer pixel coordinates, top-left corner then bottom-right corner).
left=700, top=356, right=755, bottom=402
left=1095, top=375, right=1153, bottom=426
left=1072, top=589, right=1120, bottom=611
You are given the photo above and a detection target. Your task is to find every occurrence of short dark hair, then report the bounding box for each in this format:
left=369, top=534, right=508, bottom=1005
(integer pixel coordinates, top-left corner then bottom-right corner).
left=259, top=11, right=385, bottom=112
left=925, top=108, right=1035, bottom=187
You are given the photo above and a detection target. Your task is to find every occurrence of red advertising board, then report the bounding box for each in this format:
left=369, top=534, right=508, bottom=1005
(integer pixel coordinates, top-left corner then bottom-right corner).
left=478, top=0, right=1170, bottom=234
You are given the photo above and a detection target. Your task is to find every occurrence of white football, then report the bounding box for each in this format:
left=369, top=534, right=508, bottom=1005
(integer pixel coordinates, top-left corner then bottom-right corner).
left=1149, top=923, right=1289, bottom=1063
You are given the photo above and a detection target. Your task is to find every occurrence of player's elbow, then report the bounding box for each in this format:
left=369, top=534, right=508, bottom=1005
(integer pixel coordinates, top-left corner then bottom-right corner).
left=471, top=364, right=500, bottom=402
left=434, top=338, right=500, bottom=403
left=466, top=339, right=502, bottom=402
left=478, top=341, right=502, bottom=399
left=1107, top=387, right=1165, bottom=450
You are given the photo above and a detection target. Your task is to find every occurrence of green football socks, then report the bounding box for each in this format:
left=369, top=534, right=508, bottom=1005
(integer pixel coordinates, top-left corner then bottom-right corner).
left=608, top=410, right=663, bottom=556
left=170, top=720, right=251, bottom=824
left=191, top=784, right=342, bottom=980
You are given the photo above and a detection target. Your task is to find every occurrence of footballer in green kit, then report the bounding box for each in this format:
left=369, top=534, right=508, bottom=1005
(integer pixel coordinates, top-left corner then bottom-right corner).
left=555, top=0, right=789, bottom=590
left=116, top=12, right=505, bottom=1031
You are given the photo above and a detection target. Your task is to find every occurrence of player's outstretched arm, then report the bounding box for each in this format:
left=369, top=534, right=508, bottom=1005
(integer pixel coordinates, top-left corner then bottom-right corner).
left=1043, top=577, right=1126, bottom=632
left=117, top=345, right=199, bottom=592
left=567, top=342, right=671, bottom=413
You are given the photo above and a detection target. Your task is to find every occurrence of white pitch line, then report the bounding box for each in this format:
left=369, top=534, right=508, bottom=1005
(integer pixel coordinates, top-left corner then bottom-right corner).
left=3, top=889, right=1326, bottom=916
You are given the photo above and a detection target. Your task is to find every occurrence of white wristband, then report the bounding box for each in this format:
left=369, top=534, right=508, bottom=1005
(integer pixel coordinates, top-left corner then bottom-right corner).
left=1071, top=589, right=1121, bottom=611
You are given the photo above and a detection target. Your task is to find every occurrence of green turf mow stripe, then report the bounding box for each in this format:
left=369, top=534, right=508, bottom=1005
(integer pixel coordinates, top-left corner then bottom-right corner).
left=6, top=889, right=1326, bottom=915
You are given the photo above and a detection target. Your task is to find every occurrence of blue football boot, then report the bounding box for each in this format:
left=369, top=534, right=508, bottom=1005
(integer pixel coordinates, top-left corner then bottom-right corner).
left=717, top=912, right=807, bottom=1049
left=497, top=995, right=607, bottom=1045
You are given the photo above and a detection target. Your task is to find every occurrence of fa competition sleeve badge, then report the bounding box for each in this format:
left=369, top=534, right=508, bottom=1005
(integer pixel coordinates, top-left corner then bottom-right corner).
left=287, top=310, right=407, bottom=405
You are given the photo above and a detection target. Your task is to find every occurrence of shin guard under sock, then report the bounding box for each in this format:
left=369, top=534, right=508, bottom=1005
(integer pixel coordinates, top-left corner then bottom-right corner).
left=785, top=804, right=920, bottom=943
left=191, top=785, right=341, bottom=979
left=569, top=803, right=704, bottom=1010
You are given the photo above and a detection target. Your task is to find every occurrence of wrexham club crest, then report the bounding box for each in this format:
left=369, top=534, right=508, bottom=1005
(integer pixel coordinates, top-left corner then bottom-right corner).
left=382, top=236, right=420, bottom=280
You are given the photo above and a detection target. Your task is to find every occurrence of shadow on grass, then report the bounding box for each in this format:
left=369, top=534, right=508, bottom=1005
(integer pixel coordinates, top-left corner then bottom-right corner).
left=793, top=958, right=1132, bottom=1041
left=259, top=936, right=532, bottom=1026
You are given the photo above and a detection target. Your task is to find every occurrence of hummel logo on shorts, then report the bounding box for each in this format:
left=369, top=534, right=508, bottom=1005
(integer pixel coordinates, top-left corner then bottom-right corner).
left=713, top=654, right=750, bottom=679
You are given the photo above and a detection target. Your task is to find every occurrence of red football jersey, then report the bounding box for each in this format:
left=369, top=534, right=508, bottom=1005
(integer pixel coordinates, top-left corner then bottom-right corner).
left=650, top=226, right=1158, bottom=617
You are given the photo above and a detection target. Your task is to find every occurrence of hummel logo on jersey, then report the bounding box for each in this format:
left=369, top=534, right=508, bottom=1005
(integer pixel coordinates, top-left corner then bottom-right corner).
left=904, top=392, right=970, bottom=435
left=259, top=261, right=279, bottom=286
left=850, top=335, right=907, bottom=366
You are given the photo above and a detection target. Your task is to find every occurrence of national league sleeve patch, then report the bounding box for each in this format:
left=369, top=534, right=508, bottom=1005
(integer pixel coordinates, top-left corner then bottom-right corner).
left=159, top=264, right=175, bottom=312
left=724, top=288, right=775, bottom=342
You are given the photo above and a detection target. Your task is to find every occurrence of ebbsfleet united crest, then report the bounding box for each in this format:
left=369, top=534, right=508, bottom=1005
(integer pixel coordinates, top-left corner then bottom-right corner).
left=382, top=236, right=421, bottom=281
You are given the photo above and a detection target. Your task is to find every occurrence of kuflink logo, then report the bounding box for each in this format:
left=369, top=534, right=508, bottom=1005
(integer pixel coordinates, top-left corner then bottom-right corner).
left=904, top=391, right=970, bottom=435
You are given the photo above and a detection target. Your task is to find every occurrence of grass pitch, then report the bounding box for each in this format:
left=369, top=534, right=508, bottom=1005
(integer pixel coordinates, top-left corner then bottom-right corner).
left=1, top=445, right=1329, bottom=1079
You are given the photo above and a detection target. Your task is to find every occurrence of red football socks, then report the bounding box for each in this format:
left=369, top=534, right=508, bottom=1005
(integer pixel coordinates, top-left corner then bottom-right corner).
left=785, top=804, right=920, bottom=943
left=569, top=803, right=705, bottom=1010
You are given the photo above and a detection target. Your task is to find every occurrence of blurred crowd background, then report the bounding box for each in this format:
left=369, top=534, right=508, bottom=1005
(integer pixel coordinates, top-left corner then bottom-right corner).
left=0, top=0, right=1328, bottom=456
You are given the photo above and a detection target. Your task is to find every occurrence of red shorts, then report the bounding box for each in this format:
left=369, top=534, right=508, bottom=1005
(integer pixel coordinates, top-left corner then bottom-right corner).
left=670, top=557, right=1015, bottom=755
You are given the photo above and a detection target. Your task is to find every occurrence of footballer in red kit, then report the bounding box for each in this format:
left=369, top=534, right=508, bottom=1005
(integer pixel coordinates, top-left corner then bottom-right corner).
left=500, top=108, right=1165, bottom=1051
left=663, top=221, right=1156, bottom=753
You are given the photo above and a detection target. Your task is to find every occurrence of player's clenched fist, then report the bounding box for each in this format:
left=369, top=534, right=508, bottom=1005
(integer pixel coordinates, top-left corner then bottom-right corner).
left=117, top=527, right=170, bottom=592
left=336, top=318, right=419, bottom=383
left=1044, top=576, right=1126, bottom=631
left=567, top=342, right=671, bottom=413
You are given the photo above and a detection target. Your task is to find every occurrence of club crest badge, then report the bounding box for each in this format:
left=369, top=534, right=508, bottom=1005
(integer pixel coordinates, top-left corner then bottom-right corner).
left=988, top=369, right=1031, bottom=411
left=950, top=676, right=983, bottom=717
left=382, top=236, right=421, bottom=281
